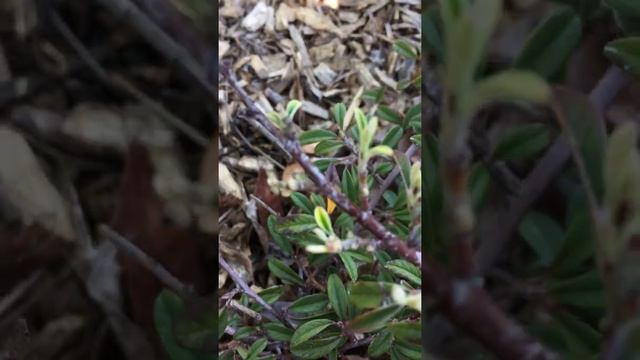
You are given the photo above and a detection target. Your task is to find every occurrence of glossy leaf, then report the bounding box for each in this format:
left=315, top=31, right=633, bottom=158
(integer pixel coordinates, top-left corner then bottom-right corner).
left=340, top=252, right=358, bottom=281
left=377, top=106, right=404, bottom=126
left=347, top=305, right=403, bottom=333
left=515, top=8, right=581, bottom=80
left=314, top=139, right=344, bottom=155
left=327, top=274, right=351, bottom=320
left=290, top=335, right=343, bottom=359
left=262, top=322, right=293, bottom=342
left=333, top=103, right=346, bottom=129
left=349, top=282, right=385, bottom=309
left=290, top=192, right=315, bottom=214
left=299, top=129, right=338, bottom=145
left=267, top=215, right=292, bottom=254
left=384, top=260, right=421, bottom=286
left=245, top=338, right=267, bottom=360
left=368, top=329, right=393, bottom=358
left=289, top=294, right=329, bottom=314
left=290, top=319, right=336, bottom=347
left=267, top=258, right=304, bottom=285
left=387, top=321, right=421, bottom=342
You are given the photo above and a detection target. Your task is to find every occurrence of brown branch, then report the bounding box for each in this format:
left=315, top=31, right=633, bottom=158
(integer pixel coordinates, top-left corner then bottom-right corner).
left=475, top=66, right=631, bottom=274
left=218, top=254, right=294, bottom=328
left=99, top=225, right=193, bottom=299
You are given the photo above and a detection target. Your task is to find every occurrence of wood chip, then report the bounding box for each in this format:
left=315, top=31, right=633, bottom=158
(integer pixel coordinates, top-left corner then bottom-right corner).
left=302, top=100, right=329, bottom=119
left=241, top=2, right=274, bottom=32
left=313, top=62, right=337, bottom=86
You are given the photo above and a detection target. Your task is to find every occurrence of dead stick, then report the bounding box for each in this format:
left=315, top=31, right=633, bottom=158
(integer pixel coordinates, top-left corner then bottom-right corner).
left=99, top=225, right=192, bottom=299
left=218, top=254, right=294, bottom=328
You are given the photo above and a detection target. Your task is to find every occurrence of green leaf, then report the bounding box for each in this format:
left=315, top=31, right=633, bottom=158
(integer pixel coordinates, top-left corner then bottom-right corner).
left=290, top=192, right=315, bottom=214
left=363, top=88, right=385, bottom=103
left=384, top=260, right=421, bottom=286
left=263, top=322, right=293, bottom=342
left=154, top=290, right=214, bottom=360
left=245, top=338, right=267, bottom=360
left=392, top=340, right=422, bottom=360
left=340, top=252, right=358, bottom=281
left=347, top=305, right=403, bottom=333
left=218, top=308, right=230, bottom=340
left=286, top=100, right=302, bottom=119
left=424, top=6, right=444, bottom=62
left=290, top=335, right=343, bottom=359
left=289, top=294, right=329, bottom=314
left=382, top=126, right=403, bottom=148
left=349, top=282, right=386, bottom=309
left=493, top=123, right=552, bottom=161
left=267, top=258, right=304, bottom=286
left=369, top=145, right=394, bottom=158
left=368, top=329, right=393, bottom=358
left=276, top=214, right=317, bottom=233
left=469, top=164, right=490, bottom=210
left=256, top=286, right=284, bottom=304
left=393, top=39, right=418, bottom=59
left=387, top=321, right=421, bottom=342
left=552, top=206, right=594, bottom=274
left=518, top=212, right=565, bottom=266
left=327, top=274, right=351, bottom=320
left=404, top=104, right=421, bottom=130
left=299, top=129, right=338, bottom=145
left=333, top=103, right=346, bottom=129
left=515, top=7, right=582, bottom=80
left=465, top=70, right=551, bottom=116
left=604, top=37, right=640, bottom=75
left=234, top=326, right=256, bottom=340
left=552, top=88, right=606, bottom=203
left=290, top=319, right=336, bottom=346
left=314, top=206, right=334, bottom=234
left=314, top=139, right=344, bottom=155
left=267, top=215, right=292, bottom=254
left=377, top=106, right=404, bottom=126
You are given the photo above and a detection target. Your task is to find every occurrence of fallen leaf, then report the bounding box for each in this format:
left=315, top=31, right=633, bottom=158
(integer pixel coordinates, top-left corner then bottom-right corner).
left=254, top=169, right=283, bottom=226
left=294, top=7, right=343, bottom=36
left=219, top=162, right=244, bottom=200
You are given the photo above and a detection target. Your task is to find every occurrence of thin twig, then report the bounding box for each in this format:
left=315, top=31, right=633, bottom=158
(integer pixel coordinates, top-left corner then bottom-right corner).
left=218, top=254, right=294, bottom=328
left=99, top=225, right=193, bottom=299
left=50, top=10, right=209, bottom=148
left=91, top=0, right=214, bottom=96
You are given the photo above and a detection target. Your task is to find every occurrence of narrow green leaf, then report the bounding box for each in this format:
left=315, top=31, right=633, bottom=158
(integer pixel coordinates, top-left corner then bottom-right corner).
left=314, top=139, right=344, bottom=155
left=604, top=37, right=640, bottom=75
left=290, top=335, right=343, bottom=359
left=286, top=100, right=302, bottom=119
left=377, top=106, right=403, bottom=126
left=314, top=206, right=334, bottom=234
left=289, top=294, right=329, bottom=314
left=387, top=321, right=421, bottom=342
left=393, top=39, right=418, bottom=59
left=267, top=215, right=292, bottom=254
left=333, top=103, right=346, bottom=129
left=349, top=282, right=385, bottom=309
left=493, top=123, right=552, bottom=161
left=368, top=329, right=393, bottom=358
left=347, top=305, right=403, bottom=333
left=290, top=319, right=336, bottom=346
left=340, top=252, right=358, bottom=281
left=518, top=212, right=565, bottom=266
left=384, top=260, right=421, bottom=286
left=256, top=286, right=284, bottom=304
left=263, top=322, right=293, bottom=342
left=299, top=129, right=338, bottom=145
left=327, top=274, right=350, bottom=320
left=515, top=7, right=581, bottom=79
left=382, top=126, right=404, bottom=148
left=290, top=192, right=315, bottom=214
left=245, top=338, right=267, bottom=360
left=465, top=70, right=551, bottom=116
left=267, top=258, right=304, bottom=285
